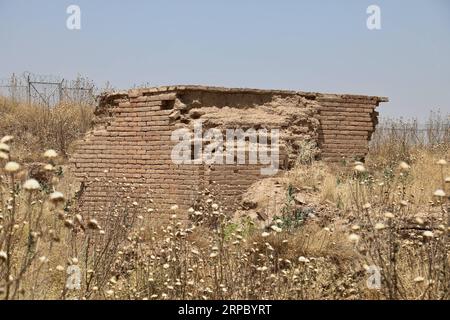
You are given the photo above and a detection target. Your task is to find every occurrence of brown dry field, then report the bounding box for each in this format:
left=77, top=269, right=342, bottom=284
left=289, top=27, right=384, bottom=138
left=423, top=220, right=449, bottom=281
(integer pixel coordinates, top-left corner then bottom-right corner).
left=0, top=96, right=449, bottom=300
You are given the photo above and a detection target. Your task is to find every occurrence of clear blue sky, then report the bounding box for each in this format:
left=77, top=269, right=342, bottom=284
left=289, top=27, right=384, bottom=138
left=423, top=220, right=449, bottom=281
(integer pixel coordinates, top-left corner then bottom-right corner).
left=1, top=0, right=449, bottom=120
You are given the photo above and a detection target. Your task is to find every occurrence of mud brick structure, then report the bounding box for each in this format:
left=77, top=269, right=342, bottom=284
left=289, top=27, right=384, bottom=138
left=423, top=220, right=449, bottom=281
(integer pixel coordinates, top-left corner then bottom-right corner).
left=71, top=86, right=387, bottom=219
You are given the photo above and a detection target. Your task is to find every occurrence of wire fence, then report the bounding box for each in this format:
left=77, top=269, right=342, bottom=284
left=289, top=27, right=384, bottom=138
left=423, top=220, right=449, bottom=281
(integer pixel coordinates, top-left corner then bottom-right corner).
left=0, top=73, right=97, bottom=107
left=372, top=112, right=450, bottom=148
left=1, top=73, right=448, bottom=148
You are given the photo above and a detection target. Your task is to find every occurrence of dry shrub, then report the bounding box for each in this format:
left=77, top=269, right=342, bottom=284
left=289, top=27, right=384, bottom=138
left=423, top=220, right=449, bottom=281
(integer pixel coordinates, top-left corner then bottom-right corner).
left=0, top=96, right=93, bottom=162
left=369, top=111, right=449, bottom=168
left=285, top=162, right=328, bottom=191
left=317, top=151, right=449, bottom=213
left=249, top=222, right=355, bottom=263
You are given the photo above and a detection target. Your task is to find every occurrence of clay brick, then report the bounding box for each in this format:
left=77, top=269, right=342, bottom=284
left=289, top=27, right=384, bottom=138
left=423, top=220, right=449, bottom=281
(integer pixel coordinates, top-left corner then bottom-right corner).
left=71, top=86, right=387, bottom=219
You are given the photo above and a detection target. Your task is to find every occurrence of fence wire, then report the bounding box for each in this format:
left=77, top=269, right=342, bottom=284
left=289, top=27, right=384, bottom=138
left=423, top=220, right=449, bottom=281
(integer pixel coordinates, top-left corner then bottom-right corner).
left=0, top=73, right=96, bottom=107
left=372, top=114, right=450, bottom=147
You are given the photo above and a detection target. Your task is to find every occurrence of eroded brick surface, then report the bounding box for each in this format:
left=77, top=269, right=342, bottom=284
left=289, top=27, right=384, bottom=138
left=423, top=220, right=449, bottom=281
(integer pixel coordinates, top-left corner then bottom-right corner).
left=70, top=85, right=387, bottom=218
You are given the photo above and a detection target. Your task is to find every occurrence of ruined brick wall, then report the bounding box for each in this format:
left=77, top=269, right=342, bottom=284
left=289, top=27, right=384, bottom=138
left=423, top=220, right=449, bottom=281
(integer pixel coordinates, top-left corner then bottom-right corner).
left=70, top=86, right=387, bottom=218
left=315, top=94, right=387, bottom=161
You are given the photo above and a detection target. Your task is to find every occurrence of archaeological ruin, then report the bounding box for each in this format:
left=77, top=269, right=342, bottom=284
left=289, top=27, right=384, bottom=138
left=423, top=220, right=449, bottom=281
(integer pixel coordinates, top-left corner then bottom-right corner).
left=70, top=86, right=388, bottom=219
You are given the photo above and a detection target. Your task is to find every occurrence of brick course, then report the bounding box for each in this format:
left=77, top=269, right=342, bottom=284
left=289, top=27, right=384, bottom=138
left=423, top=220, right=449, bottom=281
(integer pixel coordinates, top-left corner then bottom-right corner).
left=70, top=85, right=387, bottom=217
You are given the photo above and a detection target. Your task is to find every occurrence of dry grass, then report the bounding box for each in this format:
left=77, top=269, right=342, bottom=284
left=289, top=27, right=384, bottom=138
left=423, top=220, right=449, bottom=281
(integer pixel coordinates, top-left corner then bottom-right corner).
left=0, top=96, right=93, bottom=162
left=0, top=104, right=449, bottom=300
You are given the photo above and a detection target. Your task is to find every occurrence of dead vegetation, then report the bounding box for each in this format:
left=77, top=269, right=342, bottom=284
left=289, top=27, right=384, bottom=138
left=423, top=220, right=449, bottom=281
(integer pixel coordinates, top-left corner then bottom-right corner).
left=0, top=97, right=448, bottom=300
left=0, top=96, right=93, bottom=162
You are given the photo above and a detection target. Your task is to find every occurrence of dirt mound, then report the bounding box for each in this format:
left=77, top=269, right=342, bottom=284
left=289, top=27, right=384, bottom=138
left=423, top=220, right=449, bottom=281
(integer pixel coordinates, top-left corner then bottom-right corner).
left=233, top=176, right=320, bottom=228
